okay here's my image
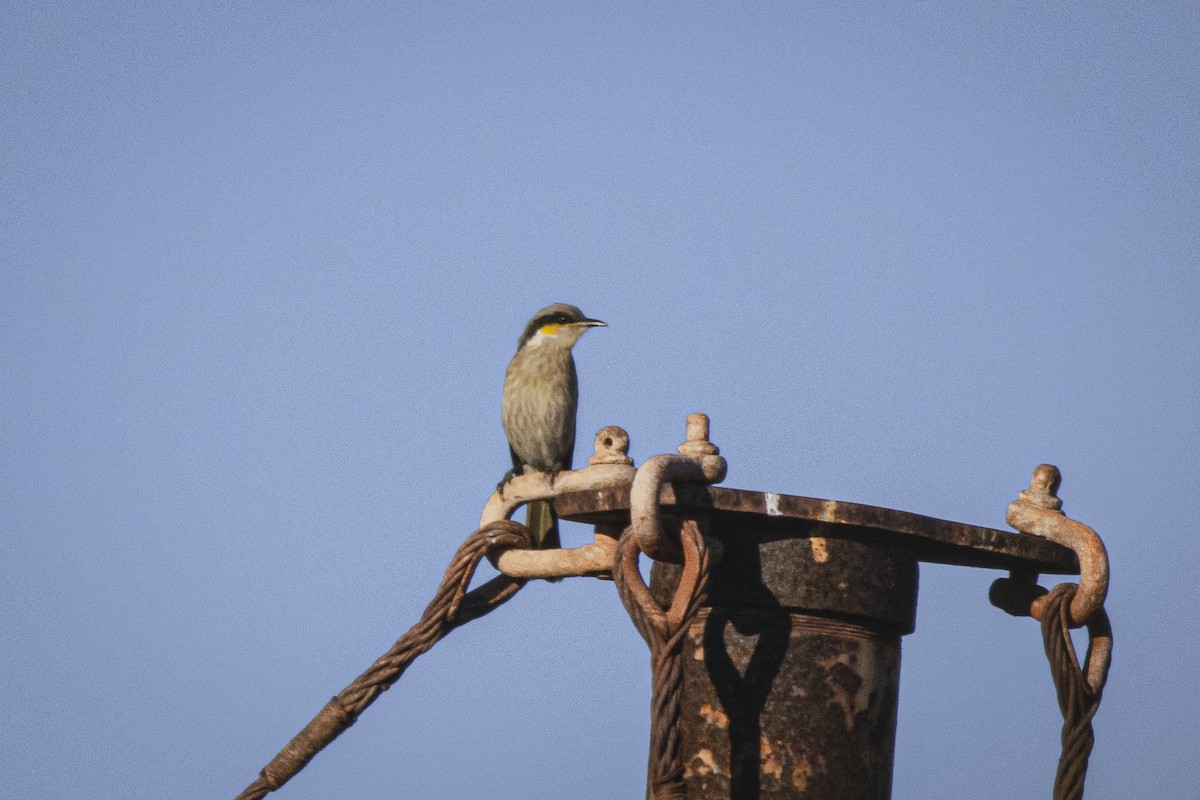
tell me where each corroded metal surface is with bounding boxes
[630,414,727,562]
[700,526,919,633]
[1003,465,1108,624]
[481,413,1087,800]
[484,416,1079,579]
[989,464,1113,701]
[480,428,636,579]
[482,415,727,580]
[559,483,1078,575]
[678,609,902,800]
[650,502,916,800]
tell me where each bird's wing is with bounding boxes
[560,434,573,472]
[562,359,578,471]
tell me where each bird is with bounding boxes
[501,303,606,550]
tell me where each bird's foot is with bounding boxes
[496,469,518,498]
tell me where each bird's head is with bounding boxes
[517,303,606,350]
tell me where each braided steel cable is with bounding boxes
[1040,583,1112,800]
[233,519,532,800]
[614,521,712,800]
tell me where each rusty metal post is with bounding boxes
[554,418,1079,800]
[651,517,917,800]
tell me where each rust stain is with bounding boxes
[810,536,829,563]
[818,643,878,729]
[685,748,721,778]
[698,703,729,729]
[791,753,814,791]
[760,737,783,780]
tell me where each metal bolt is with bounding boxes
[589,426,634,466]
[1019,463,1064,512]
[678,413,719,457]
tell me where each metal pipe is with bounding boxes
[651,511,918,799]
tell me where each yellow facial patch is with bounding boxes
[538,323,561,336]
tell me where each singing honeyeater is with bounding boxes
[501,303,606,548]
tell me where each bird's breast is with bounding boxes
[502,349,578,472]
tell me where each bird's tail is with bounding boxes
[524,499,561,550]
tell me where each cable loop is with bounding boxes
[1040,583,1112,800]
[614,519,712,800]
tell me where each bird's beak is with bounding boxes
[578,318,606,328]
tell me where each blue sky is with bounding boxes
[2,3,1197,798]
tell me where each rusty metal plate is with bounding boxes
[556,483,1078,574]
